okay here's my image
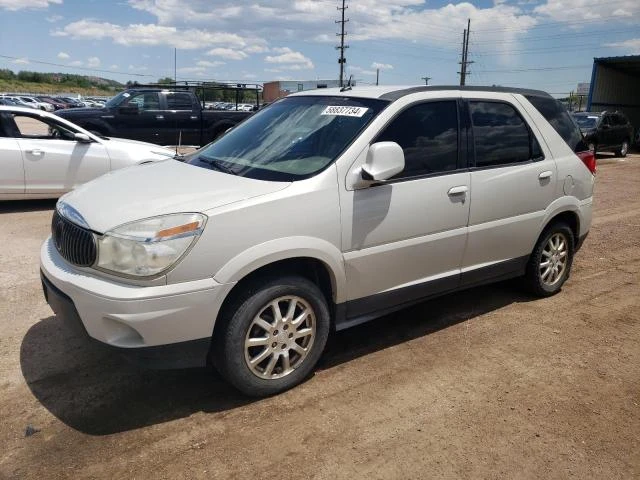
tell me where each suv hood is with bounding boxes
[59,160,291,233]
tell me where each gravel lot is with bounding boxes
[1,153,639,479]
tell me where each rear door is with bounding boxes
[12,112,109,194]
[163,92,201,146]
[461,96,556,285]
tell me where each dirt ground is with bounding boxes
[0,154,638,479]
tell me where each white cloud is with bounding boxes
[46,14,63,22]
[13,57,29,65]
[57,51,70,60]
[243,73,257,79]
[69,60,82,67]
[206,48,248,60]
[196,60,225,67]
[605,38,640,54]
[534,0,639,23]
[52,20,262,51]
[109,64,119,70]
[371,62,394,70]
[264,68,282,73]
[0,0,61,11]
[179,66,206,74]
[265,47,314,70]
[87,56,101,68]
[128,65,148,71]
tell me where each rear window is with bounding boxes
[525,95,586,152]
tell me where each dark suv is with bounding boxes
[572,111,633,157]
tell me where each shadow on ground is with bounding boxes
[0,199,57,214]
[21,280,535,436]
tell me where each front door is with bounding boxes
[11,113,109,194]
[114,91,165,144]
[342,100,470,317]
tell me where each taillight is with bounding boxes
[577,150,596,174]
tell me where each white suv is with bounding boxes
[40,86,595,396]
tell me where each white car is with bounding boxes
[19,96,55,112]
[0,106,177,200]
[40,86,594,396]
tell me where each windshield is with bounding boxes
[573,115,598,129]
[187,95,388,181]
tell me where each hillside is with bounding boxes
[0,69,123,95]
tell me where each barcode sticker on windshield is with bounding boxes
[321,106,369,117]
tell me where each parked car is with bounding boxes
[57,97,85,108]
[36,96,68,110]
[0,106,177,200]
[40,86,594,397]
[572,111,633,157]
[2,96,36,109]
[55,88,253,146]
[19,96,55,112]
[0,98,20,106]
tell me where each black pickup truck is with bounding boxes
[55,88,253,146]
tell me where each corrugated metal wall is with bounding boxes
[589,62,640,135]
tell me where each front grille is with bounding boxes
[51,210,97,267]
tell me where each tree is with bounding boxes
[157,77,175,85]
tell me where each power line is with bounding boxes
[0,54,154,77]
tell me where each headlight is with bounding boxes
[96,213,206,277]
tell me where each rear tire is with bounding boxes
[213,276,330,397]
[524,223,575,297]
[616,139,629,158]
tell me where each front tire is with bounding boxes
[213,276,330,397]
[524,223,575,297]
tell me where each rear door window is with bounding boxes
[524,94,586,152]
[469,101,540,168]
[166,93,194,110]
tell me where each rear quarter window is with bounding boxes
[524,95,586,152]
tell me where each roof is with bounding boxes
[593,55,640,76]
[289,85,552,101]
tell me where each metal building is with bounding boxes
[587,55,640,134]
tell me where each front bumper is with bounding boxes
[40,236,235,368]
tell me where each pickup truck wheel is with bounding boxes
[524,223,574,297]
[616,140,629,158]
[213,276,330,397]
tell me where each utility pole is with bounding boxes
[376,68,379,86]
[421,76,431,85]
[459,18,473,86]
[174,47,177,84]
[335,0,349,87]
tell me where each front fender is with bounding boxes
[213,236,347,303]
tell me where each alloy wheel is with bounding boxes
[539,233,568,287]
[244,296,316,380]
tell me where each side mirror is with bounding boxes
[74,133,92,143]
[361,142,405,183]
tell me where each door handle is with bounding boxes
[448,185,468,195]
[538,170,553,180]
[190,115,198,120]
[155,115,165,120]
[26,149,44,156]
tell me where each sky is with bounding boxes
[0,0,639,96]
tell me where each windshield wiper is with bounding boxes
[197,156,238,175]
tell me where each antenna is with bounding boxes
[335,0,349,87]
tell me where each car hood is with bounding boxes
[59,160,291,233]
[102,136,175,151]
